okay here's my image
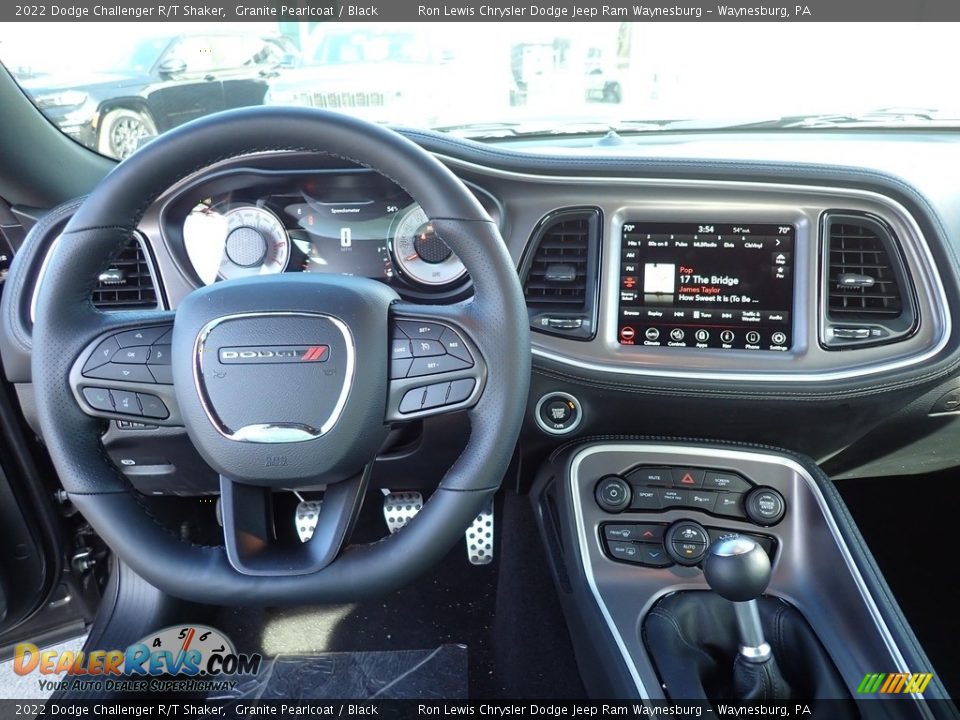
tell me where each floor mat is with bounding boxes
[212,645,467,700]
[838,471,959,697]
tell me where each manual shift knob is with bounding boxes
[704,535,771,602]
[704,535,773,664]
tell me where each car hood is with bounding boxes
[271,63,436,90]
[20,70,142,94]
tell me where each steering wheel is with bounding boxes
[30,107,530,604]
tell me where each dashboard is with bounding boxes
[7,130,960,495]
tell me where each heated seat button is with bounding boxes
[671,467,705,489]
[147,345,172,365]
[114,346,150,364]
[83,337,120,372]
[82,387,114,412]
[395,321,445,341]
[110,390,141,415]
[85,363,154,383]
[137,393,169,420]
[604,524,664,543]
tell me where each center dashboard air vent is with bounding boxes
[821,212,916,348]
[91,237,159,310]
[520,208,601,340]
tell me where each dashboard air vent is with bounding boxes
[92,238,158,310]
[521,208,601,340]
[822,213,915,348]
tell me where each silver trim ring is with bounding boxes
[534,392,583,435]
[192,311,356,444]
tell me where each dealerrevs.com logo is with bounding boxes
[13,625,261,694]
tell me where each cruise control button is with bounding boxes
[110,390,140,415]
[703,470,752,493]
[411,339,446,358]
[137,393,169,420]
[147,345,172,365]
[628,467,672,487]
[82,387,114,411]
[390,337,412,360]
[85,364,154,383]
[395,321,444,341]
[83,337,120,372]
[115,327,170,347]
[390,358,412,379]
[408,355,471,377]
[447,378,475,404]
[422,382,450,409]
[114,346,150,364]
[148,365,173,385]
[399,387,427,414]
[439,328,473,362]
[687,490,718,513]
[629,487,662,511]
[604,524,664,543]
[715,494,746,518]
[671,468,705,488]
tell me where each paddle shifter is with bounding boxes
[703,534,773,663]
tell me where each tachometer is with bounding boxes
[391,205,466,287]
[183,204,290,285]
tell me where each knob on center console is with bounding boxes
[703,534,772,602]
[664,520,710,566]
[595,475,631,513]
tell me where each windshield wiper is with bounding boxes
[749,108,960,129]
[431,116,781,139]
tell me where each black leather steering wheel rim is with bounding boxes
[30,107,530,604]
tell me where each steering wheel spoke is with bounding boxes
[69,315,180,425]
[220,466,369,577]
[386,302,486,423]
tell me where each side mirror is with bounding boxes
[157,57,187,76]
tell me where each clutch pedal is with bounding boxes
[466,499,494,565]
[382,491,423,534]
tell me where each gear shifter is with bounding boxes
[703,535,772,663]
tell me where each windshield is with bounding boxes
[2,22,959,160]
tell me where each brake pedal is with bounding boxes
[382,491,423,534]
[466,499,494,565]
[295,499,323,543]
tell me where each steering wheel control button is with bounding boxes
[603,523,665,543]
[595,476,631,513]
[703,470,752,493]
[390,358,413,379]
[439,328,473,362]
[83,337,121,372]
[136,394,170,419]
[671,467,705,488]
[745,487,786,526]
[447,378,476,404]
[534,392,582,435]
[114,346,150,364]
[114,326,170,347]
[665,521,710,566]
[399,387,427,414]
[84,363,155,383]
[408,354,471,377]
[423,382,450,409]
[148,365,173,384]
[147,345,171,365]
[390,337,412,360]
[110,390,141,415]
[395,320,444,341]
[82,387,114,412]
[411,339,446,358]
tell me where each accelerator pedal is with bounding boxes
[295,499,323,543]
[382,491,423,534]
[466,499,494,565]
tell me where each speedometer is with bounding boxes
[183,204,290,285]
[391,205,466,287]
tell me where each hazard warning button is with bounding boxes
[670,467,705,489]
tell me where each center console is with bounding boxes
[532,442,947,710]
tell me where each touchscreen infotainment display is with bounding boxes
[618,222,795,351]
